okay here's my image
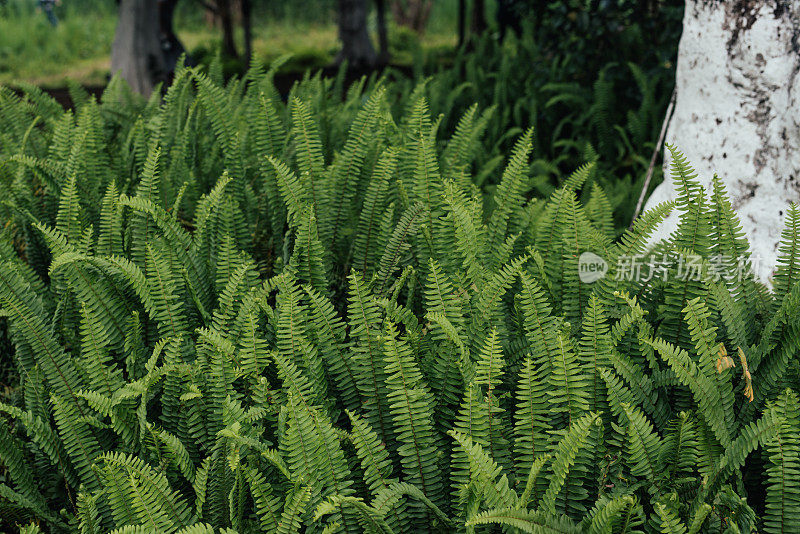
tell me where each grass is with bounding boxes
[0,11,115,86]
[183,21,344,72]
[0,1,461,88]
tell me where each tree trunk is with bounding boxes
[470,0,487,36]
[242,0,253,61]
[111,0,166,96]
[337,0,377,70]
[644,1,800,283]
[496,0,523,41]
[390,0,433,33]
[457,0,466,47]
[158,0,187,82]
[376,0,390,64]
[217,0,239,59]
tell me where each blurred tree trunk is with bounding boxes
[496,0,523,41]
[645,0,800,282]
[202,0,243,59]
[457,0,466,46]
[390,0,433,34]
[337,0,377,69]
[217,0,239,58]
[111,0,166,96]
[158,0,187,79]
[470,0,486,35]
[242,0,252,60]
[376,0,390,64]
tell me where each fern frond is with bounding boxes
[465,507,580,533]
[382,322,444,515]
[540,412,601,515]
[97,451,193,532]
[486,128,533,264]
[763,389,800,533]
[647,336,730,447]
[449,430,517,510]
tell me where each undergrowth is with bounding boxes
[0,61,798,533]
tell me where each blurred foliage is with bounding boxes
[0,0,684,228]
[528,1,683,80]
[380,0,684,230]
[0,2,113,86]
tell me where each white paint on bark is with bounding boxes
[644,0,800,283]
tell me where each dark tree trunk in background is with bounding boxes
[470,0,487,36]
[217,0,239,58]
[390,0,433,33]
[496,0,523,41]
[242,0,253,60]
[375,0,390,64]
[112,0,166,96]
[457,0,466,47]
[337,0,377,69]
[158,0,187,81]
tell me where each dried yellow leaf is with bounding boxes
[738,347,754,403]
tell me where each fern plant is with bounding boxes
[0,65,799,533]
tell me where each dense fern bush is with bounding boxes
[399,32,675,227]
[1,64,800,533]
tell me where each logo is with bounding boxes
[578,252,607,283]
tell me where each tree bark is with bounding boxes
[644,0,800,283]
[470,0,487,36]
[217,0,239,59]
[390,0,433,33]
[457,0,466,47]
[111,0,166,97]
[376,0,390,64]
[242,0,253,61]
[337,0,377,70]
[496,0,523,41]
[158,0,187,82]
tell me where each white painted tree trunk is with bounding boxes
[111,0,165,97]
[644,1,800,283]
